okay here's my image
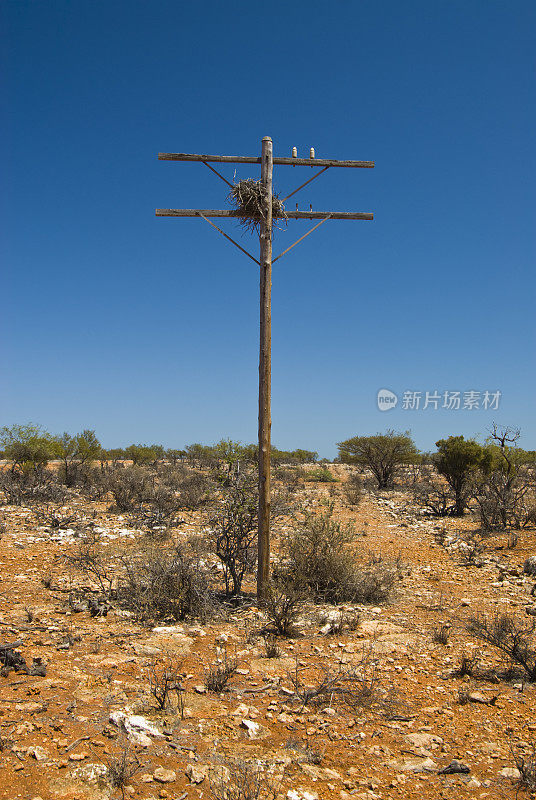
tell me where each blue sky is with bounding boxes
[2,0,534,457]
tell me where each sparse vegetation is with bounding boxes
[337,430,419,490]
[116,541,216,622]
[468,613,536,681]
[209,756,282,800]
[343,471,363,506]
[282,510,396,604]
[146,656,185,710]
[99,740,142,800]
[204,652,238,692]
[511,742,536,792]
[289,653,377,710]
[261,574,306,636]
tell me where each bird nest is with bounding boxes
[228,179,287,233]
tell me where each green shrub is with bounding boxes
[282,511,395,604]
[303,467,338,483]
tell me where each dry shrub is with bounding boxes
[116,542,215,623]
[106,465,154,511]
[511,743,536,792]
[343,472,363,506]
[432,624,450,645]
[282,511,396,604]
[145,656,185,710]
[176,472,215,510]
[0,469,67,506]
[204,652,237,692]
[262,574,306,636]
[99,740,142,799]
[289,652,377,711]
[209,756,282,800]
[468,613,536,681]
[262,634,281,658]
[63,530,115,597]
[453,651,481,678]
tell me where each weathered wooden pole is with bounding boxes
[156,143,373,602]
[257,136,273,600]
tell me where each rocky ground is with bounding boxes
[0,476,535,800]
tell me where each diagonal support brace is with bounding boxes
[281,166,330,202]
[272,215,332,263]
[202,160,234,189]
[197,212,260,265]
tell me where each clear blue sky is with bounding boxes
[2,0,535,457]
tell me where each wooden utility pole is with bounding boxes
[258,137,273,599]
[156,138,373,600]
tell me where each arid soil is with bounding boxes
[1,472,535,800]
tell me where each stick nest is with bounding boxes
[228,179,287,233]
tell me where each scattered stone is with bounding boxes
[109,711,162,745]
[153,767,177,783]
[185,764,206,784]
[393,757,437,773]
[27,746,48,761]
[287,790,318,800]
[69,752,88,761]
[405,732,443,750]
[467,691,497,705]
[438,759,470,775]
[132,643,161,657]
[499,766,521,780]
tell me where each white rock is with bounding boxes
[241,718,261,738]
[153,767,177,783]
[185,764,206,784]
[499,767,521,780]
[27,746,48,761]
[109,711,162,743]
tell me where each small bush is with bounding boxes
[262,575,306,636]
[432,625,450,645]
[282,511,396,604]
[146,656,185,710]
[0,469,67,506]
[303,467,338,483]
[343,472,363,506]
[177,472,216,510]
[204,653,237,692]
[511,743,536,792]
[262,634,281,658]
[207,472,258,597]
[412,480,456,517]
[209,756,282,800]
[289,654,377,710]
[117,542,215,623]
[453,651,480,678]
[64,531,115,597]
[100,741,142,799]
[468,613,536,681]
[106,465,154,512]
